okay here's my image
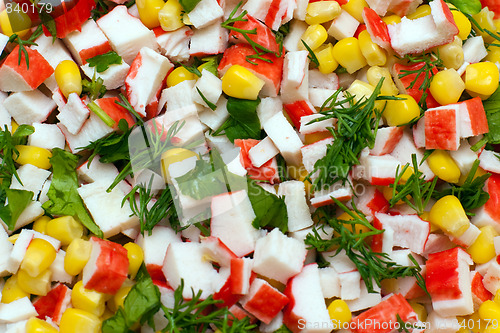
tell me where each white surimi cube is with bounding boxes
[28,123,66,150]
[81,61,130,90]
[58,113,114,153]
[57,93,90,135]
[327,10,360,40]
[189,21,228,56]
[299,113,334,135]
[280,51,309,104]
[187,0,223,29]
[0,33,8,53]
[2,201,44,233]
[283,20,307,52]
[0,92,11,131]
[160,80,200,115]
[193,69,223,108]
[257,97,282,128]
[0,297,37,323]
[248,137,279,168]
[277,181,314,232]
[263,112,303,166]
[50,250,73,284]
[156,26,192,62]
[136,225,182,267]
[3,90,56,125]
[319,267,341,298]
[0,227,14,276]
[463,36,488,64]
[199,97,230,130]
[10,164,51,198]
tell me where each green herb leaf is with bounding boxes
[177,61,202,77]
[87,101,116,128]
[102,265,161,333]
[196,87,217,111]
[214,97,261,143]
[445,0,481,15]
[483,85,500,144]
[199,56,219,76]
[82,71,107,101]
[0,125,35,185]
[0,189,34,231]
[179,0,201,13]
[39,11,57,40]
[301,40,319,66]
[87,51,122,73]
[42,148,103,237]
[247,179,288,233]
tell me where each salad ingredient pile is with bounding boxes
[0,0,499,332]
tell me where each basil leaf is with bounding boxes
[0,189,34,231]
[484,85,500,144]
[445,0,481,15]
[179,0,201,13]
[102,266,161,333]
[247,179,288,233]
[220,97,261,143]
[42,148,103,237]
[87,51,123,73]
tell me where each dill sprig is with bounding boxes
[301,40,319,66]
[398,52,442,109]
[305,199,428,294]
[161,280,258,332]
[389,154,438,215]
[221,2,282,64]
[8,25,43,69]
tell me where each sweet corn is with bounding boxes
[72,281,106,317]
[59,308,101,333]
[429,195,470,237]
[65,238,92,276]
[315,43,338,74]
[436,36,464,70]
[468,226,498,264]
[486,46,500,64]
[11,120,18,133]
[55,60,82,98]
[26,317,59,333]
[305,1,341,25]
[480,301,500,321]
[452,10,472,40]
[17,268,51,296]
[407,4,431,19]
[358,30,387,67]
[8,234,19,244]
[429,68,465,105]
[465,62,500,98]
[382,186,404,205]
[328,299,352,329]
[287,164,312,194]
[1,275,29,303]
[473,7,497,43]
[21,238,57,278]
[341,0,368,23]
[46,216,84,246]
[136,0,164,29]
[333,37,367,74]
[427,150,461,183]
[158,0,184,31]
[382,15,401,25]
[346,80,374,103]
[300,24,328,52]
[32,216,51,234]
[14,145,52,170]
[0,8,31,38]
[304,131,333,144]
[108,283,133,312]
[166,66,197,87]
[337,211,370,234]
[161,147,198,182]
[123,242,144,278]
[367,66,398,95]
[222,65,265,100]
[409,302,427,322]
[383,94,420,126]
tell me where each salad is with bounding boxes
[0,0,499,331]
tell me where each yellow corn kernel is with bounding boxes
[337,211,370,234]
[8,234,19,244]
[315,43,339,74]
[427,150,461,183]
[59,308,101,333]
[32,216,51,234]
[473,7,497,43]
[341,0,368,23]
[55,60,82,98]
[161,147,198,182]
[429,195,470,237]
[409,302,427,322]
[486,46,500,63]
[465,62,500,98]
[346,80,374,103]
[452,10,472,40]
[383,94,420,126]
[300,24,328,52]
[0,8,31,38]
[495,289,500,304]
[407,4,431,19]
[46,216,84,246]
[382,186,404,205]
[123,242,143,279]
[72,281,106,317]
[286,164,312,194]
[136,0,164,29]
[382,15,401,25]
[333,37,367,74]
[222,65,265,100]
[436,36,464,70]
[468,226,498,264]
[65,238,92,276]
[1,275,29,303]
[17,269,51,296]
[14,145,52,170]
[21,238,57,278]
[108,284,133,312]
[466,312,487,332]
[328,299,352,329]
[358,30,387,67]
[480,300,500,321]
[304,131,333,144]
[367,66,398,95]
[430,68,465,105]
[166,66,197,88]
[158,0,184,31]
[26,317,58,333]
[305,1,341,25]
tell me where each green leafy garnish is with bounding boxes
[247,179,288,233]
[42,148,103,237]
[196,87,217,111]
[433,160,490,215]
[213,97,261,142]
[301,40,319,66]
[82,71,107,101]
[179,0,201,13]
[445,0,481,15]
[87,101,116,128]
[177,61,202,77]
[474,85,500,149]
[305,199,428,294]
[7,25,43,69]
[39,12,57,40]
[389,154,438,215]
[0,189,34,231]
[198,56,219,76]
[92,0,110,19]
[0,125,34,185]
[87,51,122,73]
[102,266,161,333]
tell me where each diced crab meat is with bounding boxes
[390,131,435,180]
[155,26,192,63]
[93,96,136,128]
[370,126,404,156]
[301,137,333,180]
[345,280,382,312]
[230,14,280,54]
[463,36,488,64]
[472,173,500,234]
[248,136,280,169]
[0,297,38,323]
[243,0,295,30]
[189,20,228,56]
[235,139,279,183]
[471,271,493,310]
[32,283,71,324]
[187,0,223,29]
[284,100,315,129]
[263,112,303,166]
[354,186,389,217]
[362,7,391,49]
[3,90,56,125]
[392,62,440,109]
[359,151,401,186]
[200,236,238,267]
[0,33,7,53]
[426,247,474,317]
[82,237,129,294]
[425,105,461,151]
[81,60,131,90]
[59,112,114,153]
[42,0,96,38]
[310,179,353,208]
[327,10,360,41]
[459,97,489,138]
[56,93,90,135]
[299,113,335,136]
[240,278,289,324]
[450,223,480,248]
[278,181,314,232]
[230,257,253,295]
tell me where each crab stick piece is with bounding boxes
[32,283,71,324]
[424,105,461,151]
[362,7,391,49]
[235,139,279,184]
[63,19,113,65]
[240,279,289,324]
[472,173,500,234]
[459,97,489,138]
